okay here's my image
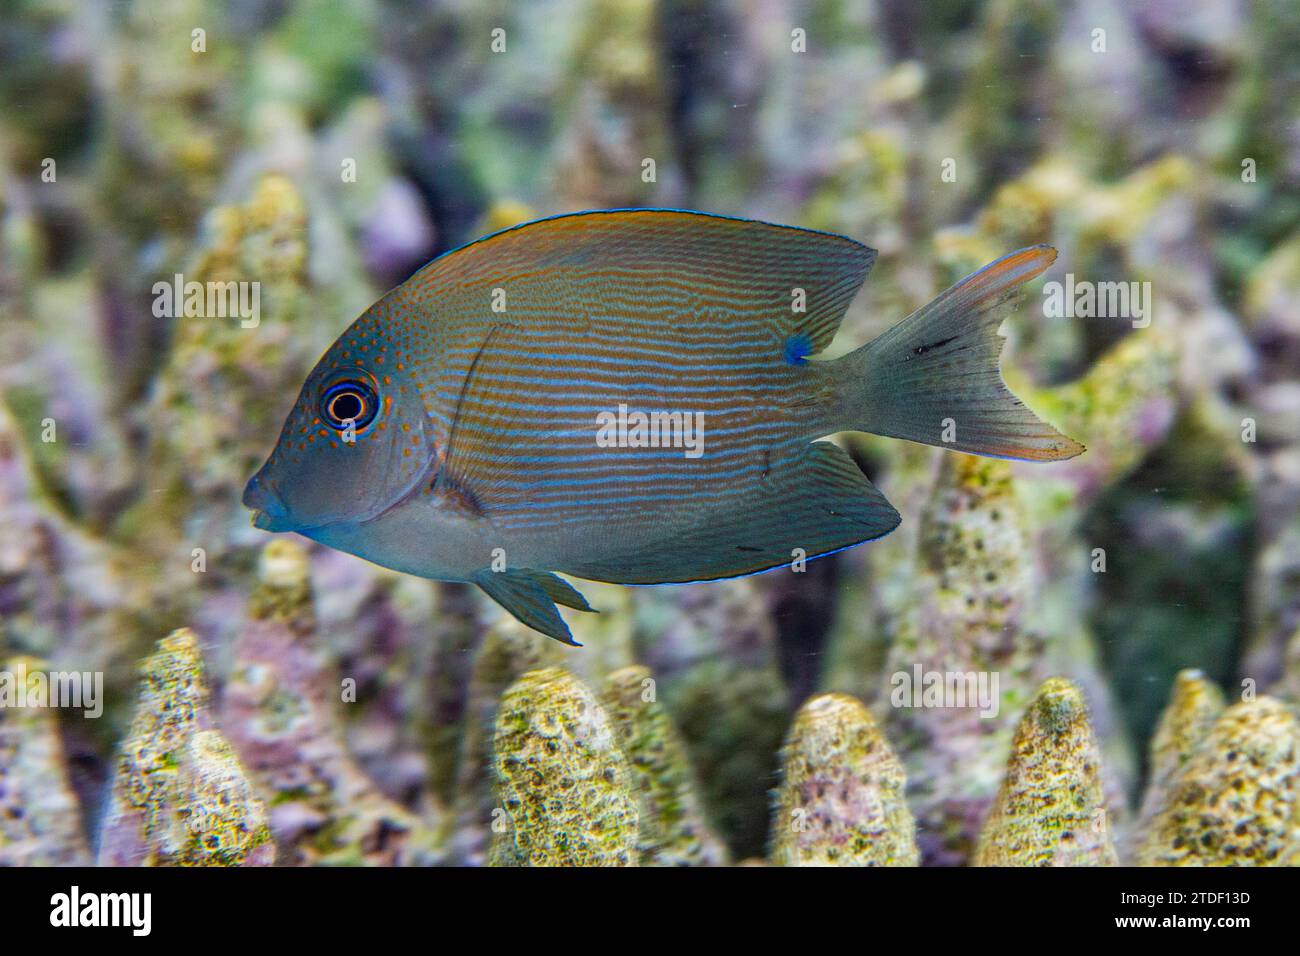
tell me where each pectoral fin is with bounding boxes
[475,568,594,646]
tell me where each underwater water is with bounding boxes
[0,0,1297,879]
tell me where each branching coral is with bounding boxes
[602,664,728,866]
[97,629,273,866]
[974,678,1117,866]
[771,692,918,866]
[1137,696,1300,866]
[219,540,444,865]
[490,667,639,866]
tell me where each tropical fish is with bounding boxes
[244,209,1082,645]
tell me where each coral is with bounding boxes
[219,540,444,865]
[634,579,793,857]
[96,629,273,866]
[2,271,140,528]
[0,402,139,696]
[649,659,789,858]
[819,440,937,706]
[551,0,674,208]
[163,730,276,866]
[885,452,1047,865]
[2,0,1298,872]
[425,581,488,801]
[1137,696,1300,866]
[770,692,917,866]
[95,0,246,241]
[1242,235,1300,377]
[450,615,565,865]
[1016,323,1180,504]
[137,174,317,553]
[449,582,640,864]
[490,667,638,866]
[312,556,443,809]
[0,655,92,865]
[973,678,1117,866]
[1135,670,1226,839]
[1243,513,1300,691]
[956,0,1063,198]
[601,665,728,866]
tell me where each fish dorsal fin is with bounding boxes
[409,209,876,357]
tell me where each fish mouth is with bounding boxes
[243,470,300,533]
[250,508,299,533]
[242,421,440,537]
[242,469,368,536]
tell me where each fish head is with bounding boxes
[243,327,433,535]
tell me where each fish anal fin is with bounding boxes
[476,568,582,646]
[526,570,597,613]
[565,441,901,585]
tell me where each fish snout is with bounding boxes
[243,470,294,532]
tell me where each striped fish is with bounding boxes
[244,209,1082,644]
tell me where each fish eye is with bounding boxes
[321,379,378,430]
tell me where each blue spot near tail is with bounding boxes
[784,332,814,365]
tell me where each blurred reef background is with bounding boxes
[1,0,1298,865]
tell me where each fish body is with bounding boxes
[244,209,1081,644]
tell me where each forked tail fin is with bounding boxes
[836,245,1083,461]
